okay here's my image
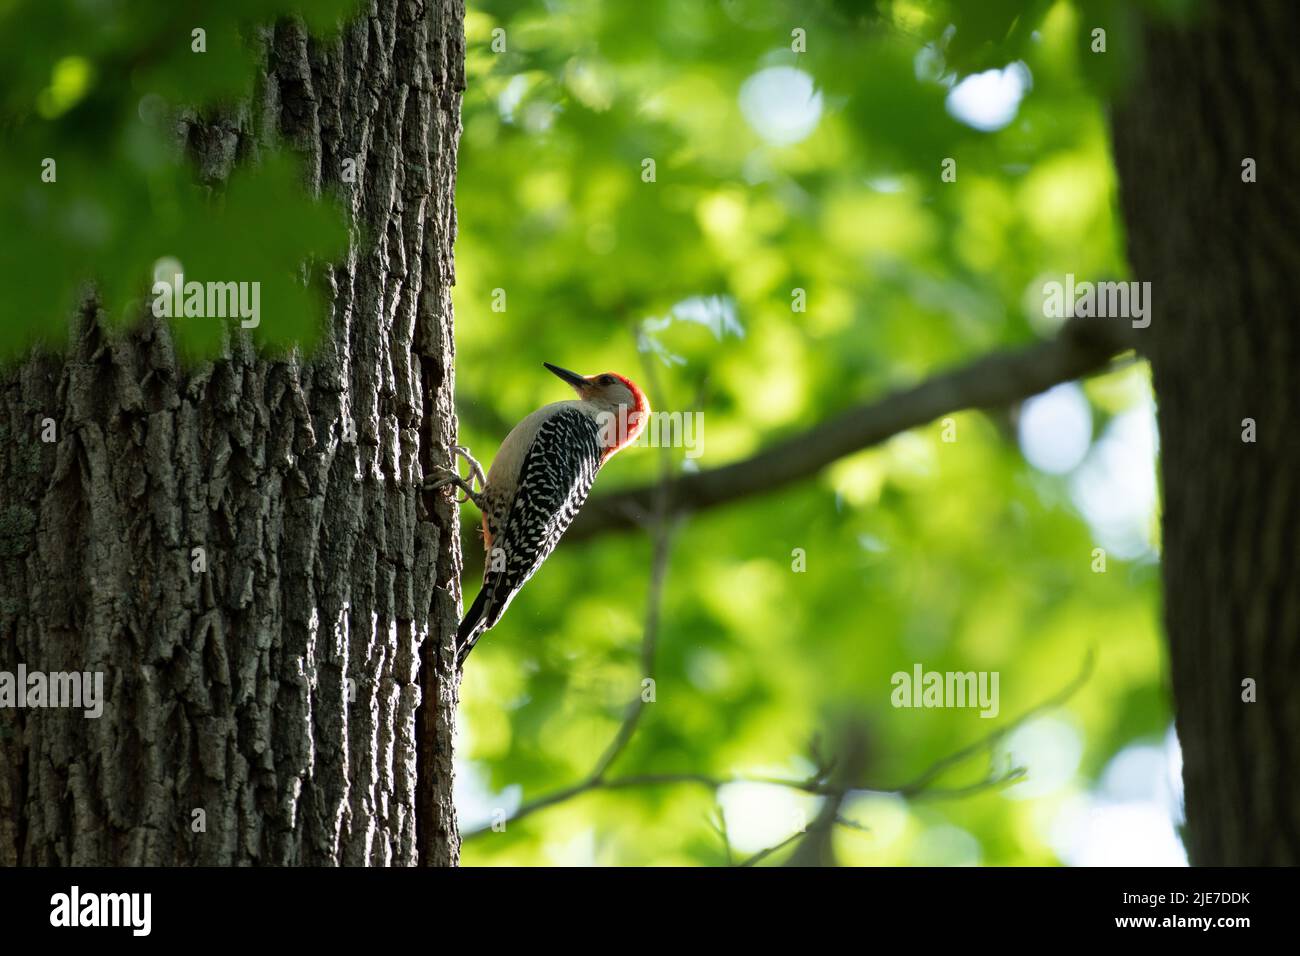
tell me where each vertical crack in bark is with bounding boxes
[413,0,468,871]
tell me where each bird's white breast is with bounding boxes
[486,401,585,492]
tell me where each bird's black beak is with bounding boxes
[544,362,588,390]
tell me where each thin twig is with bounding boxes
[461,651,1095,839]
[737,829,807,867]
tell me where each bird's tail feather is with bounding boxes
[456,588,491,666]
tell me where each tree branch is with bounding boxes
[461,651,1094,840]
[568,316,1139,540]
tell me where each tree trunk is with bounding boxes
[1112,0,1300,864]
[0,0,465,866]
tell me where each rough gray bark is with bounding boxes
[0,0,465,865]
[1111,0,1300,864]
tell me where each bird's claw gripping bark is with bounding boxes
[424,445,487,507]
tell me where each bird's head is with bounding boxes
[545,362,651,455]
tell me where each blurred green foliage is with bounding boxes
[453,0,1176,865]
[0,0,1182,865]
[0,0,355,358]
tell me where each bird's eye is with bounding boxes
[600,375,615,386]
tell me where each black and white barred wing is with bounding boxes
[460,408,604,655]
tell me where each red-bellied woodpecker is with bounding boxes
[427,362,650,666]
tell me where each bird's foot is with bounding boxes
[424,469,483,507]
[453,445,487,491]
[424,445,486,508]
